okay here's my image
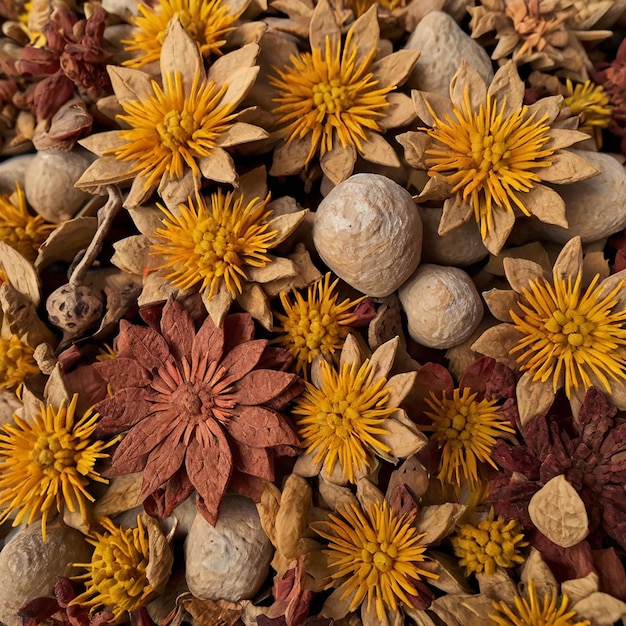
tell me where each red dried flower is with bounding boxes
[94,299,303,524]
[490,387,626,552]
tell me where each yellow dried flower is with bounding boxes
[0,334,39,390]
[312,501,437,620]
[0,183,54,262]
[72,516,152,620]
[0,395,113,541]
[96,343,117,362]
[563,79,612,148]
[510,274,626,398]
[110,70,237,191]
[151,188,276,299]
[293,359,393,483]
[451,508,528,576]
[274,273,363,375]
[424,387,515,486]
[123,0,239,68]
[425,87,554,241]
[490,579,591,626]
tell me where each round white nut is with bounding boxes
[398,264,484,349]
[25,148,94,223]
[313,173,423,297]
[185,494,273,601]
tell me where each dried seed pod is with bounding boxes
[313,174,422,297]
[46,284,103,335]
[399,264,484,349]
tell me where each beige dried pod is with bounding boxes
[0,522,92,626]
[399,264,484,349]
[313,174,422,297]
[528,475,589,548]
[24,148,95,223]
[185,495,273,601]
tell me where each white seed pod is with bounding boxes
[313,174,423,297]
[398,264,484,349]
[25,148,95,223]
[0,523,92,626]
[185,495,273,601]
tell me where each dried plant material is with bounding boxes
[143,512,175,595]
[77,20,266,207]
[414,503,465,546]
[528,475,589,548]
[94,474,143,517]
[181,595,243,626]
[429,592,494,626]
[474,236,626,422]
[34,216,98,271]
[268,0,418,185]
[570,592,626,625]
[274,474,312,562]
[93,299,302,525]
[292,336,425,485]
[399,60,597,254]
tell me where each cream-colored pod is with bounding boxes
[313,174,423,297]
[399,264,484,349]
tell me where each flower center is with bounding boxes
[157,109,195,151]
[543,308,596,348]
[30,431,75,475]
[312,79,352,114]
[193,216,243,279]
[172,382,215,422]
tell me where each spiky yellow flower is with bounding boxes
[293,359,393,482]
[451,508,528,576]
[110,70,237,191]
[274,273,363,375]
[510,274,626,398]
[0,395,113,541]
[0,334,39,390]
[151,188,276,298]
[563,79,612,148]
[0,183,54,261]
[312,501,437,620]
[425,87,555,240]
[346,0,403,18]
[96,343,117,362]
[424,387,515,486]
[270,35,392,165]
[72,516,152,620]
[123,0,239,68]
[490,579,591,626]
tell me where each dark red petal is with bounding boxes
[185,427,232,525]
[117,320,172,372]
[219,339,267,381]
[143,468,195,520]
[593,548,626,601]
[256,346,294,372]
[94,387,155,436]
[140,423,187,499]
[230,370,299,405]
[226,471,266,502]
[160,299,195,361]
[231,441,274,481]
[93,357,151,390]
[18,598,60,622]
[192,314,224,366]
[459,357,496,396]
[227,405,299,448]
[223,313,255,352]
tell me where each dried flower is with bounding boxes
[0,334,39,390]
[96,344,117,362]
[399,60,598,254]
[490,579,590,626]
[77,19,266,208]
[474,236,626,422]
[292,336,425,483]
[268,0,418,185]
[312,500,437,620]
[274,273,363,375]
[0,394,113,541]
[94,299,302,524]
[71,516,152,620]
[0,182,54,261]
[123,0,242,68]
[563,79,612,147]
[451,508,528,576]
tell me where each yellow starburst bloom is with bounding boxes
[0,334,39,390]
[110,70,237,191]
[510,273,626,398]
[269,34,392,165]
[123,0,239,68]
[293,359,393,483]
[0,183,54,262]
[72,516,152,620]
[424,387,515,486]
[425,86,554,240]
[274,273,363,375]
[312,501,437,620]
[490,579,591,626]
[151,188,277,298]
[0,395,113,541]
[451,508,528,576]
[563,79,612,148]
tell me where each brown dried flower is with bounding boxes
[93,299,303,524]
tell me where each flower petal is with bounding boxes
[369,336,399,381]
[198,149,237,184]
[320,143,356,186]
[482,288,522,323]
[385,371,418,408]
[226,405,299,447]
[95,387,156,435]
[483,207,515,255]
[309,0,341,52]
[220,339,267,381]
[161,17,204,92]
[231,440,274,480]
[521,183,568,228]
[270,136,313,177]
[438,194,473,236]
[223,312,256,351]
[208,43,259,87]
[412,90,454,127]
[378,411,428,460]
[346,4,379,66]
[516,373,556,426]
[107,65,154,103]
[487,60,524,115]
[537,151,600,184]
[372,50,420,90]
[552,236,583,283]
[215,122,268,148]
[230,369,299,404]
[140,423,187,499]
[450,59,487,112]
[357,133,400,168]
[118,319,172,372]
[503,257,545,293]
[397,130,430,169]
[471,323,524,368]
[94,357,151,390]
[192,314,224,365]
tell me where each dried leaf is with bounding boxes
[275,474,312,559]
[414,503,465,545]
[35,217,98,271]
[143,511,174,594]
[94,474,143,517]
[0,241,40,307]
